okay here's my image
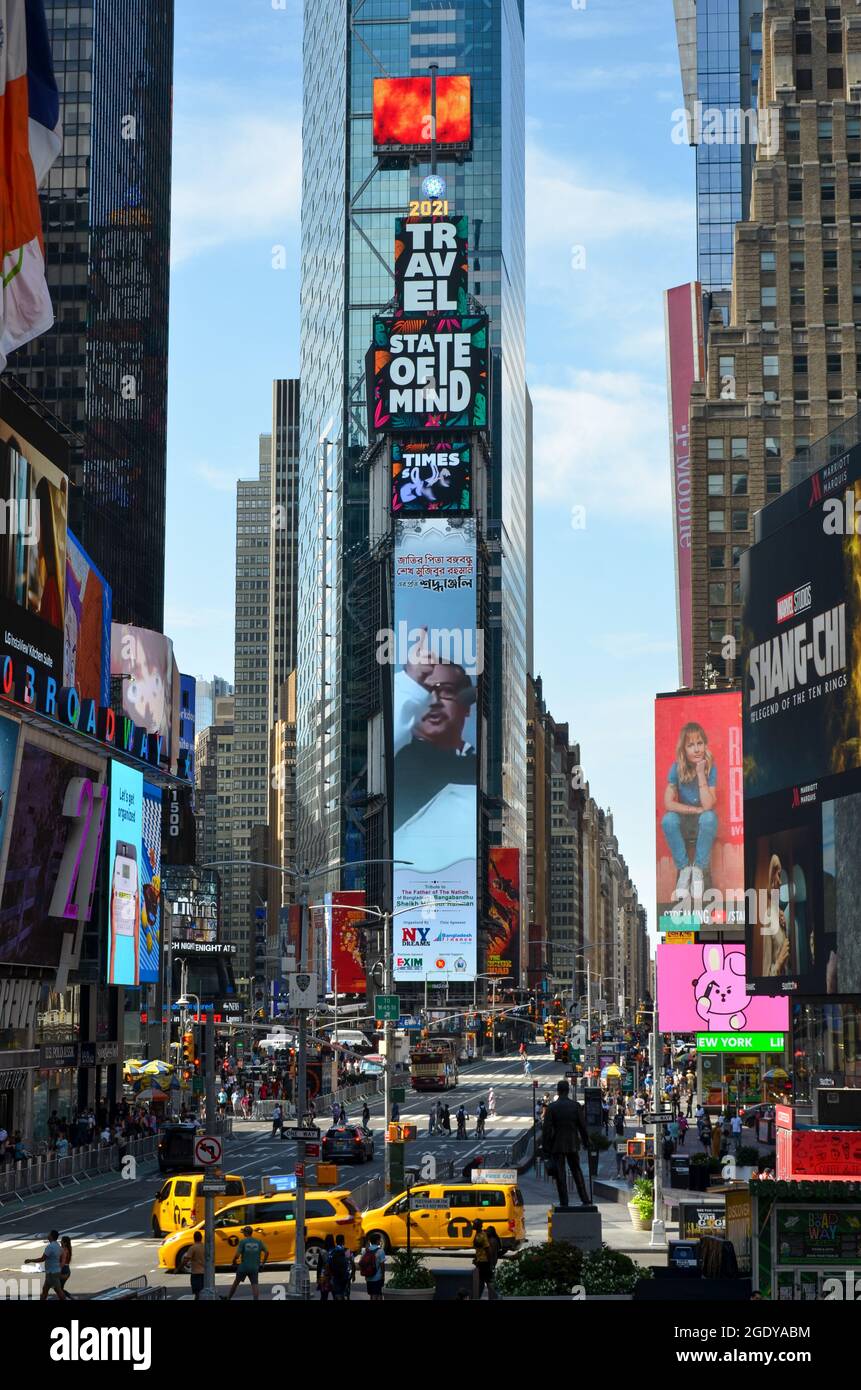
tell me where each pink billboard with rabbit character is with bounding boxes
[657,943,789,1033]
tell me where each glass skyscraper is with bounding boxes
[10,0,174,630]
[298,0,527,916]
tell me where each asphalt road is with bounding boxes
[0,1048,560,1299]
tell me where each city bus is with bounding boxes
[410,1040,459,1092]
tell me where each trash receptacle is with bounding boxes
[670,1154,690,1189]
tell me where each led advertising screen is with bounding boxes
[0,411,68,686]
[656,943,789,1034]
[392,439,472,514]
[106,760,144,986]
[487,847,521,981]
[161,785,196,865]
[392,517,478,982]
[394,215,468,316]
[139,781,162,984]
[178,673,196,781]
[368,313,488,435]
[163,865,219,944]
[0,715,20,883]
[373,75,471,152]
[64,530,112,709]
[655,691,744,931]
[110,623,177,770]
[0,732,107,968]
[743,456,861,996]
[325,889,367,996]
[663,283,704,688]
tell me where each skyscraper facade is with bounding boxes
[195,677,234,738]
[687,0,861,681]
[10,0,174,630]
[297,0,528,926]
[268,379,300,725]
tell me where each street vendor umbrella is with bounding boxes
[762,1067,788,1080]
[601,1064,622,1080]
[141,1059,173,1076]
[134,1086,168,1103]
[123,1059,146,1075]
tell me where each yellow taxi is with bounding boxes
[158,1189,363,1272]
[362,1182,525,1254]
[151,1173,246,1236]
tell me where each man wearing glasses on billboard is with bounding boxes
[393,627,476,834]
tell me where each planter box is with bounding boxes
[627,1202,652,1231]
[383,1286,436,1301]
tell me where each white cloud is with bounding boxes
[171,110,301,264]
[529,370,671,517]
[194,462,237,494]
[526,141,691,252]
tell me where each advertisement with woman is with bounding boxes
[655,691,744,930]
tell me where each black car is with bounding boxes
[321,1125,375,1164]
[156,1122,200,1174]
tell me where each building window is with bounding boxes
[796,32,812,54]
[708,473,725,496]
[732,546,743,568]
[765,436,781,457]
[819,117,833,138]
[731,438,748,460]
[760,252,776,273]
[823,249,838,271]
[848,118,861,139]
[789,250,805,271]
[719,354,736,376]
[761,286,777,307]
[827,353,842,373]
[790,286,805,306]
[709,583,727,605]
[786,119,801,142]
[788,181,803,202]
[793,355,808,374]
[795,437,810,459]
[709,620,725,644]
[707,438,725,460]
[827,68,844,90]
[709,547,725,570]
[821,182,836,203]
[732,473,748,497]
[709,510,726,533]
[796,71,813,92]
[763,355,779,377]
[732,511,749,532]
[824,285,839,304]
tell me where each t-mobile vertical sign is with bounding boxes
[664,283,704,689]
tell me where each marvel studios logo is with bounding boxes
[777,583,812,624]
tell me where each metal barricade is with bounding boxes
[350,1175,385,1211]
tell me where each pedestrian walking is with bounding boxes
[475,1100,487,1138]
[487,1088,496,1117]
[730,1112,743,1152]
[442,1104,451,1136]
[472,1220,495,1300]
[332,1099,340,1125]
[188,1230,206,1299]
[59,1236,73,1295]
[329,1235,351,1301]
[338,1103,347,1127]
[391,1100,400,1123]
[227,1225,268,1301]
[316,1234,335,1300]
[359,1235,385,1300]
[635,1095,645,1127]
[428,1108,437,1137]
[39,1231,69,1301]
[678,1114,688,1147]
[362,1102,370,1130]
[456,1105,468,1140]
[271,1103,283,1139]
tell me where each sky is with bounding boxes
[165,0,698,939]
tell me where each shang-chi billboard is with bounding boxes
[663,283,704,690]
[368,313,489,436]
[325,889,367,996]
[373,76,472,153]
[743,450,861,997]
[487,848,520,981]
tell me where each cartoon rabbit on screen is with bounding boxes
[694,944,750,1031]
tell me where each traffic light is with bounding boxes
[182,1030,195,1065]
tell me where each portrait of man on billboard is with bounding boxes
[393,626,476,835]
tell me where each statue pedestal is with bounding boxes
[549,1204,602,1251]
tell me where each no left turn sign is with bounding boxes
[194,1134,223,1167]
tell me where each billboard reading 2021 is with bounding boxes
[391,517,478,982]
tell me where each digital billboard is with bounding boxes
[373,76,471,152]
[392,517,478,982]
[743,454,861,996]
[139,781,162,984]
[394,216,468,316]
[487,848,520,981]
[0,715,19,884]
[178,674,196,780]
[106,760,144,986]
[110,623,178,770]
[64,530,112,708]
[663,283,704,689]
[0,409,68,685]
[163,865,219,944]
[162,785,196,865]
[655,690,744,930]
[368,313,488,435]
[325,889,367,996]
[391,439,472,514]
[0,732,107,968]
[656,943,789,1034]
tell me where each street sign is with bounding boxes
[194,1134,223,1167]
[262,1174,297,1194]
[283,1126,321,1141]
[375,994,400,1021]
[289,972,319,1009]
[305,1143,321,1159]
[643,1113,675,1125]
[201,1176,227,1195]
[411,1196,449,1209]
[392,1087,407,1103]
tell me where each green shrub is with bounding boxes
[630,1176,654,1221]
[386,1249,435,1290]
[494,1262,559,1299]
[581,1245,651,1296]
[495,1240,583,1296]
[735,1145,760,1167]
